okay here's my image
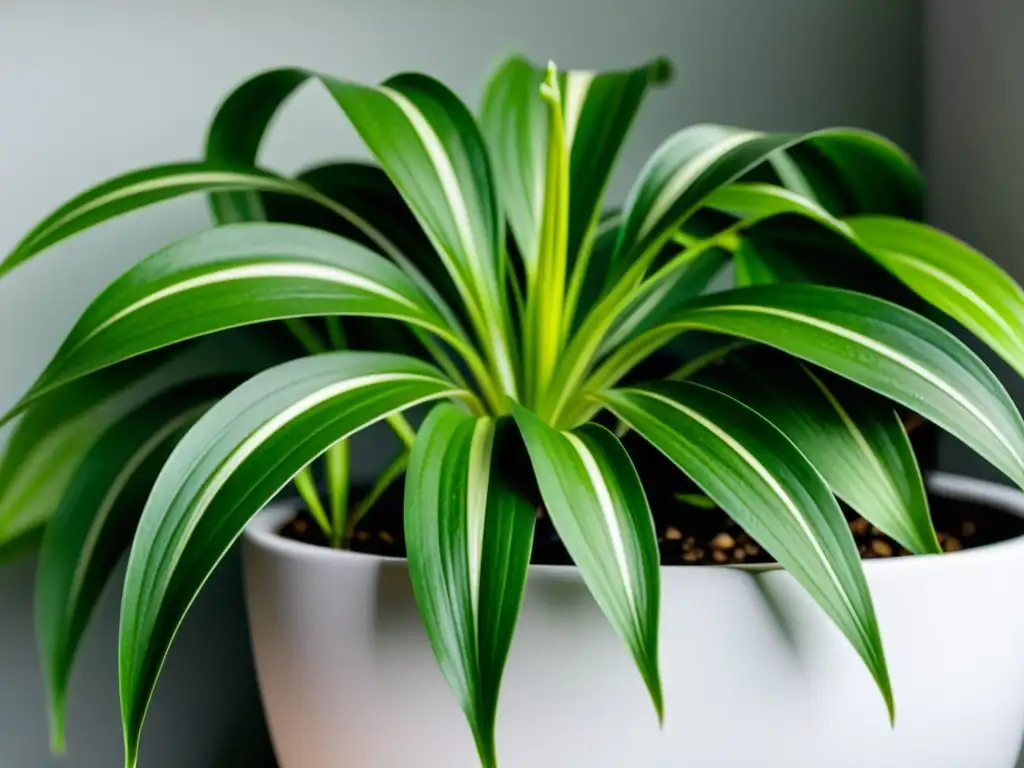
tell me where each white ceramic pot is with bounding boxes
[243,473,1024,768]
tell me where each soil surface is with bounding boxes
[280,488,1024,565]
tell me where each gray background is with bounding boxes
[0,0,1001,765]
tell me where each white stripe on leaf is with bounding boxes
[564,433,637,612]
[689,303,1024,468]
[637,131,762,243]
[465,418,495,630]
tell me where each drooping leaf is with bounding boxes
[775,132,924,220]
[611,127,918,281]
[698,351,938,554]
[0,351,187,555]
[118,352,466,766]
[205,67,312,222]
[601,381,892,718]
[34,378,237,751]
[849,216,1024,381]
[405,406,535,767]
[8,223,466,418]
[700,184,936,307]
[591,284,1024,488]
[510,403,662,720]
[1,162,316,277]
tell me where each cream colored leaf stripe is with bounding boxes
[379,85,517,397]
[616,389,872,647]
[70,261,420,352]
[563,433,638,618]
[162,373,463,576]
[635,131,762,244]
[562,71,594,150]
[28,171,286,249]
[801,367,903,511]
[465,418,495,633]
[684,304,1024,470]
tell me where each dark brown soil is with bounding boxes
[280,488,1024,566]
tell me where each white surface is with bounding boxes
[0,1,922,765]
[245,472,1024,768]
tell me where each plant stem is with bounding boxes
[547,225,741,425]
[326,441,349,548]
[283,318,329,355]
[324,316,346,349]
[293,465,331,538]
[346,450,410,542]
[386,413,417,450]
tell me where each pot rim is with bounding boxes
[243,471,1024,576]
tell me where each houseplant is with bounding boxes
[3,53,1024,767]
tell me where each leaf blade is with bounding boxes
[699,352,938,554]
[34,378,236,750]
[117,352,464,766]
[596,284,1024,488]
[10,223,459,418]
[2,162,314,276]
[405,407,535,766]
[510,403,662,719]
[849,216,1024,381]
[602,381,892,718]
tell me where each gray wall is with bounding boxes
[926,1,1024,480]
[0,1,922,765]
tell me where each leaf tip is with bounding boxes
[646,57,674,86]
[47,703,67,756]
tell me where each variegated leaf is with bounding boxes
[591,284,1024,488]
[698,351,938,554]
[6,223,465,419]
[602,382,892,718]
[118,352,467,766]
[510,403,662,720]
[405,407,535,767]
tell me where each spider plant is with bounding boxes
[3,54,1024,768]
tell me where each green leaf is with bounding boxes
[479,56,547,281]
[9,223,464,418]
[0,352,186,554]
[732,236,778,287]
[523,64,570,404]
[699,352,938,554]
[118,352,466,767]
[563,59,672,278]
[775,132,924,219]
[34,378,236,751]
[599,248,728,355]
[1,162,312,277]
[206,67,473,333]
[848,216,1024,381]
[405,407,535,767]
[262,162,467,328]
[480,55,669,288]
[510,403,662,720]
[205,68,312,223]
[593,284,1024,488]
[326,439,349,549]
[611,127,918,280]
[320,73,517,396]
[602,381,892,719]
